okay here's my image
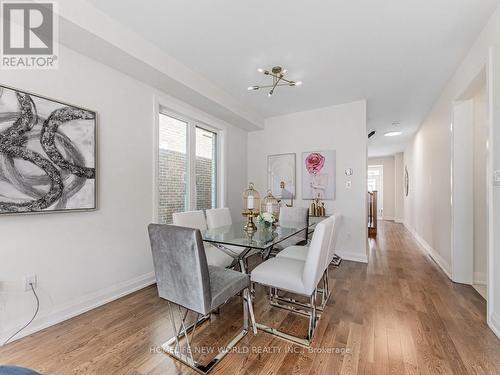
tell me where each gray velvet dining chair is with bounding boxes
[148,224,257,374]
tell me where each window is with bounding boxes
[158,111,219,224]
[158,114,188,224]
[195,127,217,210]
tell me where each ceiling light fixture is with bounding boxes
[384,131,403,137]
[247,66,302,97]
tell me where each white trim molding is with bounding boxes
[489,312,500,339]
[404,222,452,279]
[0,272,155,346]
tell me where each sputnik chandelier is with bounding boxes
[247,66,302,97]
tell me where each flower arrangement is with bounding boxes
[305,152,325,174]
[257,212,276,228]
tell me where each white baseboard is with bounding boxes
[403,222,452,279]
[474,272,487,285]
[394,218,404,223]
[0,272,156,345]
[489,312,500,340]
[335,250,368,264]
[383,216,394,221]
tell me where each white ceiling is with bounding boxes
[87,0,498,156]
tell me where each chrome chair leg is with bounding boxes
[167,302,181,351]
[307,291,317,341]
[177,305,195,365]
[190,312,200,344]
[244,288,257,334]
[273,268,332,313]
[243,289,248,331]
[162,301,249,375]
[256,286,319,346]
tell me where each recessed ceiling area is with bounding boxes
[86,0,499,156]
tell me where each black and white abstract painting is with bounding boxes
[0,85,96,214]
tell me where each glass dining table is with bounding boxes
[201,216,326,273]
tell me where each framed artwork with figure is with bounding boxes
[302,150,336,200]
[267,153,295,203]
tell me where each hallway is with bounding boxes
[1,221,499,374]
[362,222,499,374]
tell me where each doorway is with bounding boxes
[451,67,490,302]
[368,165,384,219]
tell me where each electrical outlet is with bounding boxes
[24,274,37,291]
[345,180,352,189]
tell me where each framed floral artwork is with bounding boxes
[302,150,336,200]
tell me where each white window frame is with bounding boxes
[153,96,225,223]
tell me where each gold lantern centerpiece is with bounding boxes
[261,190,280,223]
[242,182,260,233]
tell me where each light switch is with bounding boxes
[495,170,500,186]
[345,180,352,189]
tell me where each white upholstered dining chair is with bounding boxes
[277,214,341,264]
[206,207,233,228]
[272,206,310,251]
[276,214,342,308]
[205,208,260,264]
[250,218,332,346]
[172,210,234,268]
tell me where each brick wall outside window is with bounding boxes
[195,155,216,211]
[158,119,216,224]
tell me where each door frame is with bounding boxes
[367,164,384,219]
[450,50,494,328]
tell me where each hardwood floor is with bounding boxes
[1,221,499,374]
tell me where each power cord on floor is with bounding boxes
[2,283,40,346]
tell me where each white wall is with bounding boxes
[403,4,500,338]
[368,156,395,220]
[394,153,404,223]
[0,45,248,342]
[247,101,368,263]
